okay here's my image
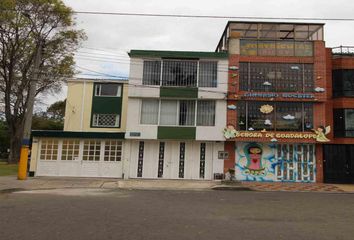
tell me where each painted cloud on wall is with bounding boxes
[283,114,295,120]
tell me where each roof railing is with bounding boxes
[332,46,354,55]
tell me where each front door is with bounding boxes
[324,145,354,184]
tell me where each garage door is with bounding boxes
[129,141,213,180]
[36,138,123,178]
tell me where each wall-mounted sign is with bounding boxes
[218,151,229,159]
[129,132,141,137]
[223,125,331,142]
[243,92,315,99]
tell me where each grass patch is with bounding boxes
[0,162,18,176]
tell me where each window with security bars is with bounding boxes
[179,100,195,126]
[162,60,197,87]
[92,114,120,127]
[197,100,215,126]
[40,139,59,161]
[199,61,217,87]
[143,61,161,85]
[239,62,314,92]
[83,140,101,161]
[61,140,80,161]
[104,140,122,161]
[142,60,218,87]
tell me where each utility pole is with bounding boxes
[18,39,43,180]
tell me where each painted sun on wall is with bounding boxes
[236,143,316,182]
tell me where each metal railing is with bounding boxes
[332,46,354,56]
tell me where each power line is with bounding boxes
[69,11,354,22]
[1,8,354,21]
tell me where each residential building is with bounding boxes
[124,50,228,179]
[29,79,128,178]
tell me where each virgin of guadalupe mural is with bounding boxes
[244,143,266,176]
[235,142,277,181]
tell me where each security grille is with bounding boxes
[92,114,119,127]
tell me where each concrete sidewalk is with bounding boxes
[0,176,220,192]
[1,176,354,193]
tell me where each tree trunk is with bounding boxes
[7,124,24,164]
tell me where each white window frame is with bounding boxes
[140,99,216,127]
[141,59,218,88]
[95,84,122,97]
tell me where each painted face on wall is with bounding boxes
[247,146,263,170]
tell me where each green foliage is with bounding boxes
[47,99,66,120]
[0,0,86,163]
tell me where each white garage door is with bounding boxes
[36,138,123,178]
[129,141,213,180]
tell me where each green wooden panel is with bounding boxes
[160,87,198,98]
[157,127,196,140]
[32,130,125,139]
[129,50,228,59]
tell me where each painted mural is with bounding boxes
[235,142,316,182]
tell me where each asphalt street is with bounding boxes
[0,189,353,240]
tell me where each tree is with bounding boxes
[46,99,65,120]
[0,0,85,163]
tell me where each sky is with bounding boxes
[40,0,354,109]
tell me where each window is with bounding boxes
[334,109,354,137]
[160,100,178,125]
[276,102,303,131]
[61,140,80,161]
[142,60,218,87]
[92,114,120,127]
[143,61,161,85]
[83,140,101,161]
[333,70,354,97]
[95,83,121,97]
[179,100,195,126]
[104,140,122,161]
[199,62,217,87]
[143,99,216,126]
[162,60,197,87]
[345,110,354,137]
[40,139,59,161]
[237,101,313,132]
[140,99,159,125]
[197,100,215,126]
[240,62,314,92]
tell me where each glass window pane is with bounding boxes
[140,99,159,124]
[199,62,217,87]
[179,100,195,126]
[97,84,121,96]
[143,61,161,85]
[197,101,215,126]
[276,102,303,131]
[160,100,178,125]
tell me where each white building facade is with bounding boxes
[125,50,228,180]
